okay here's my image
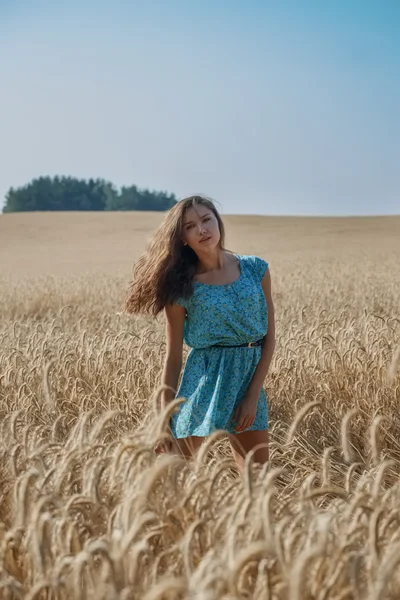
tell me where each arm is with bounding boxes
[234,267,276,432]
[247,267,276,396]
[161,303,186,409]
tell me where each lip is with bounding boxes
[199,236,211,243]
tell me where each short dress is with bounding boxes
[170,254,269,439]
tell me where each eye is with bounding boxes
[203,217,211,223]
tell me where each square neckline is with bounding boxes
[193,254,243,288]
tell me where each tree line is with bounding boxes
[2,176,177,212]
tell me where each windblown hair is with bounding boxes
[125,196,225,315]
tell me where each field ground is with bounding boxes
[1,212,400,277]
[0,212,400,599]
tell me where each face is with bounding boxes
[181,203,221,252]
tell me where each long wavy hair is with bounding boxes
[125,196,226,315]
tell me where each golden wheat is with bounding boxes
[0,212,399,599]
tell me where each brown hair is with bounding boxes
[125,195,225,315]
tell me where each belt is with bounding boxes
[211,337,264,349]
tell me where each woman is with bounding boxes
[126,196,275,471]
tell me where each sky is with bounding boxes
[0,0,399,215]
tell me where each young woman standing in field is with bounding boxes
[126,196,275,471]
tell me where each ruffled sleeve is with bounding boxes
[174,297,187,309]
[250,256,269,281]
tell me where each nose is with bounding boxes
[198,223,207,235]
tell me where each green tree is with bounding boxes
[105,185,141,211]
[3,176,177,213]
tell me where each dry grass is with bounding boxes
[0,212,399,599]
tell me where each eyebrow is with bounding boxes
[184,213,211,226]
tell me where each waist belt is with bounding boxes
[211,337,264,349]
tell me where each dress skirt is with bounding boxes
[170,345,268,438]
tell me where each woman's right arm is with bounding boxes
[161,303,186,409]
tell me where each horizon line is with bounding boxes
[1,211,399,219]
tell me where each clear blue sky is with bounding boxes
[1,0,399,215]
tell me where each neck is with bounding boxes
[197,247,225,273]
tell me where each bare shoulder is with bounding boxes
[224,249,240,266]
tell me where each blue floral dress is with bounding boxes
[170,254,269,438]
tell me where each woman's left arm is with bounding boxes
[234,267,276,432]
[247,267,276,396]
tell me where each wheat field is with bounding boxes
[0,211,400,599]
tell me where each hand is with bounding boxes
[155,434,174,455]
[233,391,259,433]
